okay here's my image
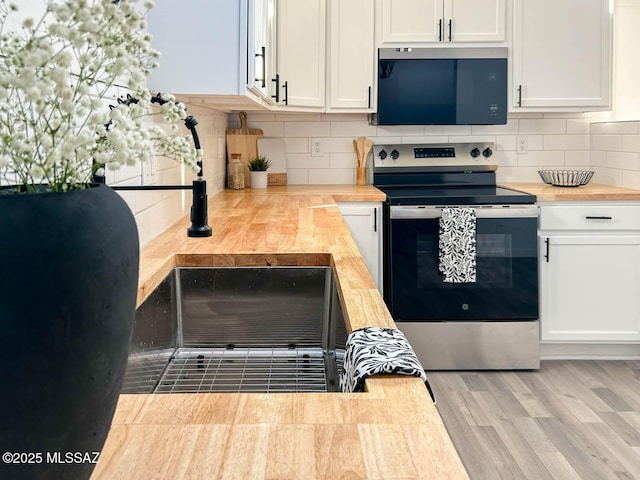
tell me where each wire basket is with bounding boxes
[538,169,594,187]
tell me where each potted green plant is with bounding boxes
[0,1,199,479]
[248,155,271,188]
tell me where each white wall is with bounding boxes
[237,112,591,184]
[611,0,640,120]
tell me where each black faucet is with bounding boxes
[95,93,212,238]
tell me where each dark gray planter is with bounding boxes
[0,184,139,479]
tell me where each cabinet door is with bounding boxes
[445,0,506,42]
[381,0,444,43]
[147,0,245,95]
[338,203,383,293]
[540,236,640,342]
[277,0,326,108]
[327,0,375,111]
[512,0,611,110]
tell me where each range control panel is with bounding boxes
[373,142,495,170]
[414,147,455,158]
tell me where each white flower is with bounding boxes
[0,0,196,192]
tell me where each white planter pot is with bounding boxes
[250,171,268,189]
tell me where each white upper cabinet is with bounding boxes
[327,0,375,111]
[381,0,443,43]
[147,0,246,96]
[380,0,506,44]
[445,0,506,42]
[276,0,326,108]
[511,0,612,111]
[146,0,374,112]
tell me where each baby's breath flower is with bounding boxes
[0,0,197,192]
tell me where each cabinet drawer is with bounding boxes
[540,205,640,231]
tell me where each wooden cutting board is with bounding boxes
[225,111,263,187]
[257,138,287,186]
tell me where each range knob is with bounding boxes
[470,148,481,158]
[390,149,400,160]
[378,150,387,160]
[482,147,493,158]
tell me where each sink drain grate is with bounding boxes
[124,347,344,394]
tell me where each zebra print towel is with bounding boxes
[439,207,477,283]
[340,327,435,402]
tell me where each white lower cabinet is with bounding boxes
[539,204,640,343]
[338,202,383,293]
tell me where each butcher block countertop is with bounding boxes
[92,185,468,480]
[501,182,640,202]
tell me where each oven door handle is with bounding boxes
[389,205,540,219]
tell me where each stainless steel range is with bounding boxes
[374,142,540,370]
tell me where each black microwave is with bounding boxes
[374,47,508,126]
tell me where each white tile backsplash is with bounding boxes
[519,118,567,134]
[284,122,331,137]
[622,134,640,152]
[496,135,517,151]
[526,135,544,151]
[309,168,355,184]
[592,134,623,151]
[543,134,590,150]
[330,121,378,137]
[283,138,310,153]
[423,125,472,135]
[238,113,640,187]
[566,119,591,134]
[516,150,565,167]
[286,153,331,169]
[330,153,358,169]
[607,151,640,171]
[287,168,310,184]
[400,135,450,144]
[590,120,640,187]
[111,104,227,247]
[471,121,519,135]
[564,151,591,166]
[621,170,640,189]
[258,122,285,138]
[376,125,425,136]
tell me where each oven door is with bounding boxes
[387,205,539,321]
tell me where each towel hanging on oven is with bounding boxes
[439,207,477,283]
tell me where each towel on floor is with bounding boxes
[340,327,435,402]
[439,207,477,283]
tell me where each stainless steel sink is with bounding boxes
[122,267,347,394]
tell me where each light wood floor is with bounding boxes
[429,361,640,480]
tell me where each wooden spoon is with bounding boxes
[353,139,362,166]
[361,138,373,167]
